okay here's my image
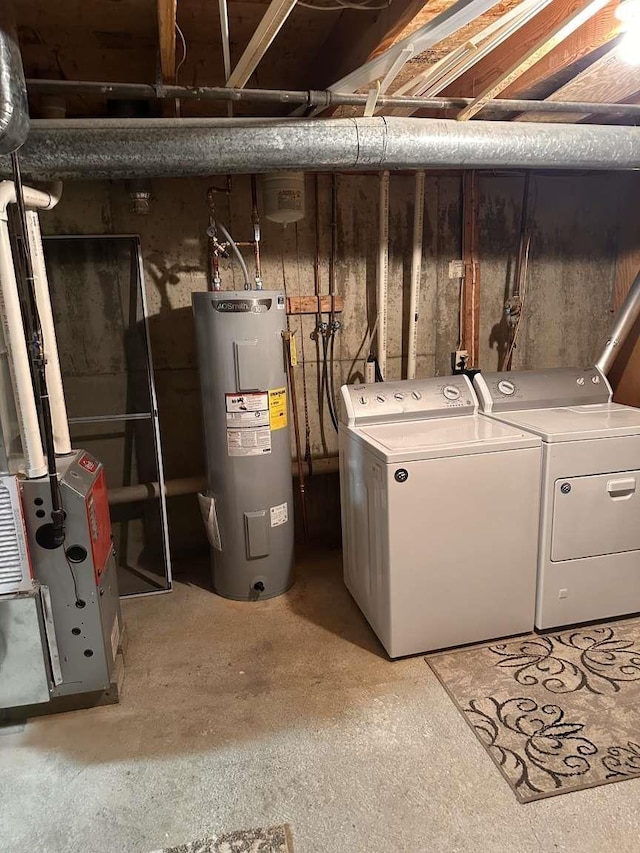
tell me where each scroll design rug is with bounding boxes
[427,618,640,802]
[151,824,293,852]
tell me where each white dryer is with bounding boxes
[339,375,542,658]
[474,366,640,630]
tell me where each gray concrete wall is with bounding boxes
[39,171,635,557]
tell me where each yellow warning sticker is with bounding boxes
[269,387,288,431]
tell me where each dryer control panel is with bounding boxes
[474,366,612,413]
[340,375,477,426]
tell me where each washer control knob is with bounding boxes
[394,392,404,401]
[443,385,461,401]
[376,394,386,403]
[411,390,422,400]
[497,379,516,396]
[577,377,585,386]
[359,396,368,406]
[592,375,600,384]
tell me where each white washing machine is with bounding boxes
[474,366,640,630]
[339,375,542,658]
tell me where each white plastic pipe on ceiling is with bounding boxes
[3,118,640,180]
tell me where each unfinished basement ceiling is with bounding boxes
[13,0,640,123]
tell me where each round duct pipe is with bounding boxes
[2,117,640,180]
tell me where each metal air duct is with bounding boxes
[597,270,640,375]
[2,117,640,180]
[0,6,29,155]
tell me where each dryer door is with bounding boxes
[551,470,640,561]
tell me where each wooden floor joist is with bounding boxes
[457,0,612,120]
[516,46,640,122]
[442,0,621,107]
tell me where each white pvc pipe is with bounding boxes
[407,170,425,379]
[0,220,47,477]
[26,210,71,455]
[376,170,390,380]
[0,181,61,216]
[0,180,63,476]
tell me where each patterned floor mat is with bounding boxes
[427,618,640,802]
[150,824,293,852]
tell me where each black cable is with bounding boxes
[323,332,338,433]
[10,152,65,546]
[64,547,82,605]
[328,327,339,430]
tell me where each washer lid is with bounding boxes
[354,414,540,462]
[490,402,640,442]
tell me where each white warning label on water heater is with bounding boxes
[225,392,272,456]
[270,501,288,527]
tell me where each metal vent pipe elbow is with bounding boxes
[597,270,640,376]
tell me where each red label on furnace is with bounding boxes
[78,453,98,474]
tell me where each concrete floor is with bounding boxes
[2,550,640,853]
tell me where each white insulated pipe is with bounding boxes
[0,180,63,476]
[25,210,71,455]
[597,269,640,375]
[0,220,46,477]
[407,171,425,380]
[376,170,390,380]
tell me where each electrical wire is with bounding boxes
[505,173,534,369]
[346,308,379,383]
[64,547,82,605]
[504,235,531,369]
[322,333,339,432]
[328,328,339,431]
[175,23,187,82]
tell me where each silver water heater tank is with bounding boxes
[192,290,295,600]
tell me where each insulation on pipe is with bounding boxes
[3,117,640,180]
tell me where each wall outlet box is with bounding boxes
[449,260,464,279]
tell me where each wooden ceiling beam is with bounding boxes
[442,0,621,101]
[516,45,640,122]
[157,0,177,83]
[457,0,612,120]
[301,0,430,90]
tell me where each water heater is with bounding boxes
[192,290,294,600]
